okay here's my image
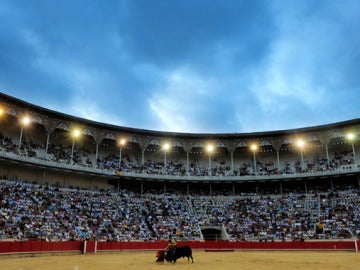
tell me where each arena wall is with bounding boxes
[0,240,359,255]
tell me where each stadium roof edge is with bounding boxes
[1,91,360,139]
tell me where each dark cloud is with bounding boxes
[0,14,72,104]
[118,0,274,68]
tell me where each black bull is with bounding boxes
[164,245,194,263]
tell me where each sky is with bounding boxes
[0,0,360,134]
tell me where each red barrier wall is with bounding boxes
[0,240,83,254]
[0,240,359,255]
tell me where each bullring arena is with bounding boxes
[0,92,360,269]
[1,251,360,270]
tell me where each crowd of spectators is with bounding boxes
[1,131,360,242]
[0,131,357,179]
[0,179,359,242]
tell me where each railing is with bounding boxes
[1,150,359,182]
[120,168,360,181]
[0,151,111,175]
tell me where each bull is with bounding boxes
[164,245,194,264]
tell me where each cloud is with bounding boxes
[246,0,360,130]
[118,0,274,67]
[148,67,225,133]
[1,0,360,134]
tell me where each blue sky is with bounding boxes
[0,0,359,134]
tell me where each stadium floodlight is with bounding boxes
[346,132,357,163]
[296,139,305,171]
[18,116,31,153]
[162,142,170,173]
[71,129,81,165]
[0,107,5,122]
[118,138,126,169]
[206,144,214,176]
[250,143,258,176]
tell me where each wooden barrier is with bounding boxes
[0,240,359,255]
[0,240,83,254]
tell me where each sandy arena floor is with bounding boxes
[0,250,359,270]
